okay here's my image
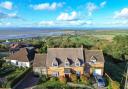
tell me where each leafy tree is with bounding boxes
[80,75,88,84]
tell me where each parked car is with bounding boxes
[95,75,105,87]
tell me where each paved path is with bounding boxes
[14,72,39,89]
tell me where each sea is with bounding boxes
[0,27,128,40]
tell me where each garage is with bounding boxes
[93,69,102,76]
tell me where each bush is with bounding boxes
[80,75,88,84]
[59,76,67,84]
[50,77,58,81]
[38,75,47,84]
[111,81,120,89]
[70,74,77,83]
[6,67,31,88]
[36,81,68,89]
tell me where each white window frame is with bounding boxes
[65,59,70,67]
[52,72,59,77]
[75,59,81,66]
[52,61,58,67]
[90,56,97,64]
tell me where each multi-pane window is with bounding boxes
[75,62,80,66]
[52,59,58,67]
[65,61,70,67]
[52,62,58,67]
[52,72,59,77]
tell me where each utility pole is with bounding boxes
[124,62,128,89]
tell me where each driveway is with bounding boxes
[14,72,39,89]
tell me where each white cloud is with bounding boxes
[0,22,11,26]
[8,13,17,17]
[37,20,92,27]
[100,1,106,8]
[0,1,13,10]
[86,2,98,16]
[114,8,128,19]
[38,21,55,26]
[31,2,64,10]
[86,1,106,16]
[57,11,78,21]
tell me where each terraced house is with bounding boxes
[33,48,105,77]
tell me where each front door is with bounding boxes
[65,74,70,81]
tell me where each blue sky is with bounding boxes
[0,0,128,27]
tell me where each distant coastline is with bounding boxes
[0,27,128,40]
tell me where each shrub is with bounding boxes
[38,75,47,84]
[111,81,120,89]
[80,75,88,84]
[50,77,58,81]
[6,67,31,88]
[59,76,67,84]
[70,74,77,83]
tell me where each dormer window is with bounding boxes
[90,56,97,64]
[52,58,58,67]
[65,58,70,67]
[75,59,81,67]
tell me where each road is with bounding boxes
[14,72,39,89]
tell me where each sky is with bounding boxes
[0,0,128,28]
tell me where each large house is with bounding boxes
[6,47,35,67]
[33,48,105,77]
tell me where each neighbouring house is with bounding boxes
[9,42,33,54]
[6,47,35,67]
[84,50,104,76]
[33,54,47,75]
[33,48,105,77]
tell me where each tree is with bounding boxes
[112,35,128,60]
[0,59,5,68]
[80,75,88,84]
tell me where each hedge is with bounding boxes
[6,67,32,88]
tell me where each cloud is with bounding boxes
[86,1,106,16]
[31,2,64,10]
[37,20,93,27]
[0,1,13,10]
[0,12,16,19]
[114,8,128,19]
[38,21,55,26]
[0,22,12,26]
[100,1,106,8]
[86,2,98,16]
[0,11,24,21]
[8,13,17,17]
[57,11,78,21]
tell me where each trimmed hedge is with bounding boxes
[6,67,32,88]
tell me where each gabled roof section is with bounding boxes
[8,48,29,62]
[46,48,84,67]
[33,54,46,67]
[84,50,104,63]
